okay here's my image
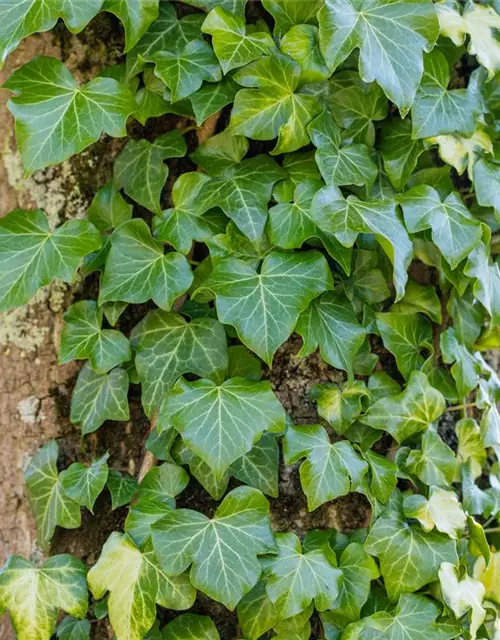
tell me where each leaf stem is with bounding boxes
[180,124,198,135]
[445,402,476,412]
[484,526,500,534]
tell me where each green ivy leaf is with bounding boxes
[390,281,442,324]
[0,209,101,312]
[411,50,481,139]
[362,372,445,443]
[362,450,398,505]
[295,292,366,378]
[465,237,500,325]
[237,581,279,640]
[375,311,433,380]
[102,0,159,51]
[125,463,189,546]
[399,185,482,269]
[280,24,329,84]
[334,542,380,623]
[153,172,220,254]
[70,364,129,435]
[230,51,322,154]
[161,377,285,477]
[162,614,220,640]
[147,39,221,103]
[87,182,133,232]
[4,56,137,173]
[231,433,280,498]
[262,0,323,35]
[190,76,238,125]
[364,498,458,601]
[131,309,228,417]
[265,532,343,619]
[473,157,500,214]
[172,437,230,500]
[24,441,81,549]
[441,328,481,397]
[405,428,456,486]
[227,344,262,381]
[99,219,193,310]
[113,130,187,214]
[59,300,130,373]
[311,188,412,300]
[284,424,368,511]
[196,250,332,365]
[60,453,109,513]
[88,532,196,640]
[330,83,388,147]
[313,380,370,436]
[106,470,138,510]
[0,554,88,640]
[318,0,439,113]
[202,7,274,73]
[0,0,104,68]
[380,118,424,191]
[152,486,276,609]
[56,616,91,640]
[207,223,270,269]
[309,112,378,189]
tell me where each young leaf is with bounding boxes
[87,182,133,232]
[403,488,466,539]
[474,551,500,605]
[362,371,445,443]
[380,118,424,191]
[132,310,228,417]
[405,428,456,486]
[202,7,274,73]
[230,433,280,498]
[313,381,370,436]
[362,450,398,505]
[190,76,238,125]
[57,616,91,640]
[172,438,230,500]
[70,364,129,435]
[152,486,276,609]
[59,300,130,373]
[24,441,81,549]
[230,51,322,154]
[4,57,137,173]
[0,554,88,640]
[237,581,279,640]
[364,499,458,601]
[107,470,138,510]
[160,377,285,478]
[284,424,368,511]
[102,0,159,51]
[262,0,323,35]
[60,453,110,513]
[88,533,196,640]
[280,24,330,84]
[196,250,333,365]
[265,532,343,619]
[295,291,366,378]
[0,209,101,312]
[441,328,481,397]
[99,219,193,310]
[318,0,439,113]
[439,563,486,640]
[114,130,187,214]
[163,614,220,640]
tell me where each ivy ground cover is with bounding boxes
[0,0,500,639]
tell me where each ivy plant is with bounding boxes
[0,1,500,639]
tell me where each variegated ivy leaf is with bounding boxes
[0,209,101,312]
[280,24,330,84]
[4,57,137,173]
[295,291,366,379]
[153,172,222,254]
[436,0,500,80]
[0,554,88,640]
[0,0,104,67]
[267,180,352,273]
[59,300,130,374]
[125,2,204,78]
[262,0,323,35]
[87,182,133,232]
[196,250,332,365]
[474,551,500,605]
[131,309,228,417]
[411,50,481,139]
[284,424,368,511]
[70,364,129,435]
[151,487,276,610]
[107,470,138,510]
[318,0,439,114]
[399,185,482,270]
[309,111,378,189]
[456,418,486,480]
[439,563,486,640]
[99,219,193,310]
[160,377,285,478]
[162,614,220,640]
[362,371,445,443]
[403,488,466,538]
[375,311,433,380]
[405,428,456,486]
[125,463,189,546]
[113,130,186,215]
[147,39,221,103]
[265,532,343,620]
[24,441,81,549]
[364,496,458,601]
[56,616,91,640]
[380,118,425,191]
[313,380,370,436]
[88,532,196,640]
[441,328,481,398]
[202,7,274,73]
[311,187,412,301]
[102,0,159,51]
[230,51,322,154]
[60,453,109,513]
[428,130,492,178]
